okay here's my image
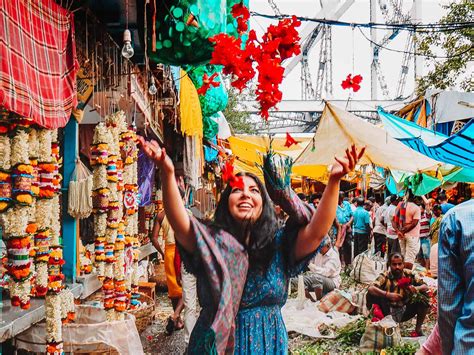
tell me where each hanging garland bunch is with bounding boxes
[46,128,67,355]
[4,115,35,310]
[91,123,112,282]
[120,124,139,316]
[209,6,301,119]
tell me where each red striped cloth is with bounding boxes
[0,0,78,129]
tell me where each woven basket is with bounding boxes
[127,293,155,333]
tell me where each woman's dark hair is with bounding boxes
[213,172,278,270]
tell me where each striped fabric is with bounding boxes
[379,108,474,170]
[0,0,78,129]
[419,212,430,238]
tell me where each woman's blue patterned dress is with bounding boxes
[235,228,314,354]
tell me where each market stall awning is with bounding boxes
[228,135,314,180]
[294,103,440,173]
[379,108,474,169]
[0,0,78,129]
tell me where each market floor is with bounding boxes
[141,290,187,354]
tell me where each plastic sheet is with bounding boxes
[282,298,361,338]
[14,305,144,354]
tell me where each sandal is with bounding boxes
[165,316,175,335]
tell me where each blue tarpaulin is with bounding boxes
[379,108,474,169]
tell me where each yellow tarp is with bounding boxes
[228,135,325,181]
[179,69,203,137]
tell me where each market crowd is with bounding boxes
[141,133,471,354]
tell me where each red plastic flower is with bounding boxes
[197,73,220,95]
[209,16,301,120]
[222,160,244,189]
[397,277,411,288]
[284,132,299,148]
[341,74,363,92]
[231,2,250,34]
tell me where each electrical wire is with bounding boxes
[358,27,474,59]
[250,11,474,32]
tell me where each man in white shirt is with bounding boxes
[384,195,401,255]
[292,237,341,300]
[373,197,390,257]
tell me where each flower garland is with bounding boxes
[209,9,301,119]
[4,115,35,310]
[120,124,139,316]
[46,128,66,355]
[91,123,112,286]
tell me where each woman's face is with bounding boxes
[228,175,263,223]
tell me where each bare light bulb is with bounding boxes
[121,29,134,59]
[148,77,158,95]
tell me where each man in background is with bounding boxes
[292,237,341,301]
[384,195,401,255]
[373,197,390,257]
[438,193,455,214]
[438,199,474,354]
[393,190,420,270]
[352,197,372,257]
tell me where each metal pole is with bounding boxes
[370,0,378,100]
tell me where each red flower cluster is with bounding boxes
[371,303,384,322]
[341,74,363,92]
[397,277,412,289]
[209,13,301,120]
[231,2,250,34]
[222,160,244,190]
[197,73,220,96]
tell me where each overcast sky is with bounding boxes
[249,0,451,101]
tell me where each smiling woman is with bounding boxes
[137,135,364,354]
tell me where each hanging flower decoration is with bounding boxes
[197,73,221,96]
[231,2,250,34]
[341,74,363,92]
[222,160,244,190]
[209,13,301,120]
[284,132,299,148]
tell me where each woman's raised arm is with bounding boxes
[294,145,365,261]
[138,137,196,253]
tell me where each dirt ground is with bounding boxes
[140,291,187,355]
[140,269,436,354]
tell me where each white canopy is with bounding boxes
[294,103,440,174]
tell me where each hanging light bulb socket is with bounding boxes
[122,29,134,59]
[148,76,158,96]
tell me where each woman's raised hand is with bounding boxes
[330,144,365,181]
[137,136,174,174]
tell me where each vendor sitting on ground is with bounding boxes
[367,252,429,336]
[291,236,341,301]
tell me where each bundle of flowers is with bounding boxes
[209,8,301,119]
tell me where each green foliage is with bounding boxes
[384,341,420,355]
[415,0,474,93]
[222,86,254,134]
[336,317,367,347]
